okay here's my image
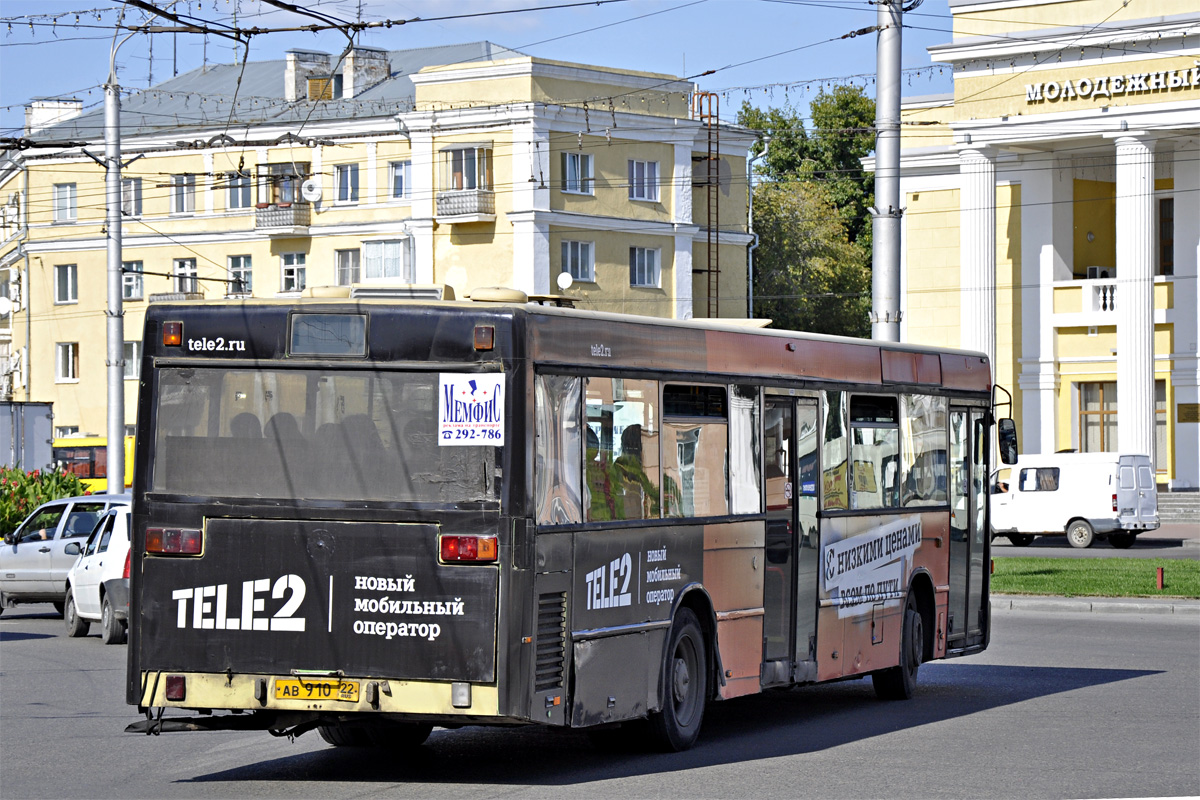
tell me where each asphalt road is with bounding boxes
[1,604,1197,799]
[992,522,1199,559]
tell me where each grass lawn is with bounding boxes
[991,557,1200,599]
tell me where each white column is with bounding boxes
[1169,142,1200,488]
[510,120,551,295]
[365,141,377,205]
[674,232,694,320]
[959,147,996,372]
[203,151,215,214]
[409,129,436,284]
[674,142,694,320]
[1114,135,1156,462]
[1017,153,1063,455]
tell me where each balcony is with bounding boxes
[255,202,311,236]
[435,189,495,223]
[1051,274,1171,330]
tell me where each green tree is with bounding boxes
[739,87,876,336]
[752,181,870,337]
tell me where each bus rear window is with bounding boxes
[151,367,497,503]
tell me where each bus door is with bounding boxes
[948,407,988,645]
[763,398,820,685]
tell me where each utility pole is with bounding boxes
[871,0,904,343]
[103,27,137,494]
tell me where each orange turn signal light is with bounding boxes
[163,321,183,346]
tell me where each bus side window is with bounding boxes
[586,378,660,522]
[535,375,583,526]
[662,384,727,519]
[728,385,761,514]
[900,394,948,507]
[848,394,900,511]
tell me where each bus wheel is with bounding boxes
[318,720,432,748]
[1108,533,1136,549]
[1007,534,1034,547]
[64,590,89,637]
[647,607,707,752]
[873,593,922,701]
[1066,520,1095,549]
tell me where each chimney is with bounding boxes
[24,98,83,136]
[343,46,390,99]
[285,49,331,102]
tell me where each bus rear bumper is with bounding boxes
[134,671,501,719]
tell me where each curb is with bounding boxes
[993,595,1200,615]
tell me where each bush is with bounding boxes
[0,467,90,535]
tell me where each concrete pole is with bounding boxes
[104,73,125,493]
[871,0,903,343]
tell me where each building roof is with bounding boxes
[35,41,527,141]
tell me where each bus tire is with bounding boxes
[318,720,432,748]
[873,593,922,701]
[64,590,89,638]
[1066,520,1095,549]
[647,607,707,752]
[101,596,126,645]
[1007,533,1034,547]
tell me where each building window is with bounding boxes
[56,342,79,382]
[228,255,252,295]
[173,258,198,294]
[281,252,306,293]
[227,172,252,210]
[336,249,361,285]
[363,240,408,281]
[562,152,593,194]
[121,177,142,216]
[171,174,195,214]
[54,264,78,304]
[53,183,76,222]
[335,164,359,203]
[1158,198,1174,276]
[1080,380,1167,470]
[123,341,141,379]
[390,160,412,200]
[257,163,309,205]
[122,261,143,300]
[442,147,493,191]
[56,425,80,438]
[629,247,660,288]
[627,160,659,201]
[561,240,594,282]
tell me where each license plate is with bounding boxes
[274,678,359,702]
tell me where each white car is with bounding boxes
[1,493,129,616]
[64,507,131,644]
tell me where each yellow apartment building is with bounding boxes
[875,0,1200,489]
[0,42,754,439]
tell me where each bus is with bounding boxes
[52,436,135,492]
[125,291,1017,751]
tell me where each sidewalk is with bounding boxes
[993,594,1200,615]
[1136,522,1200,549]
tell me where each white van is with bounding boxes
[990,452,1159,548]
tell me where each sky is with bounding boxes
[0,0,957,138]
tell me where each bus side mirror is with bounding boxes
[997,418,1018,465]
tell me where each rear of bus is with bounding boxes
[126,301,529,742]
[53,436,135,492]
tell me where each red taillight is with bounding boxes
[163,321,183,346]
[440,535,498,563]
[165,675,186,701]
[145,527,203,555]
[1112,494,1118,512]
[122,549,131,579]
